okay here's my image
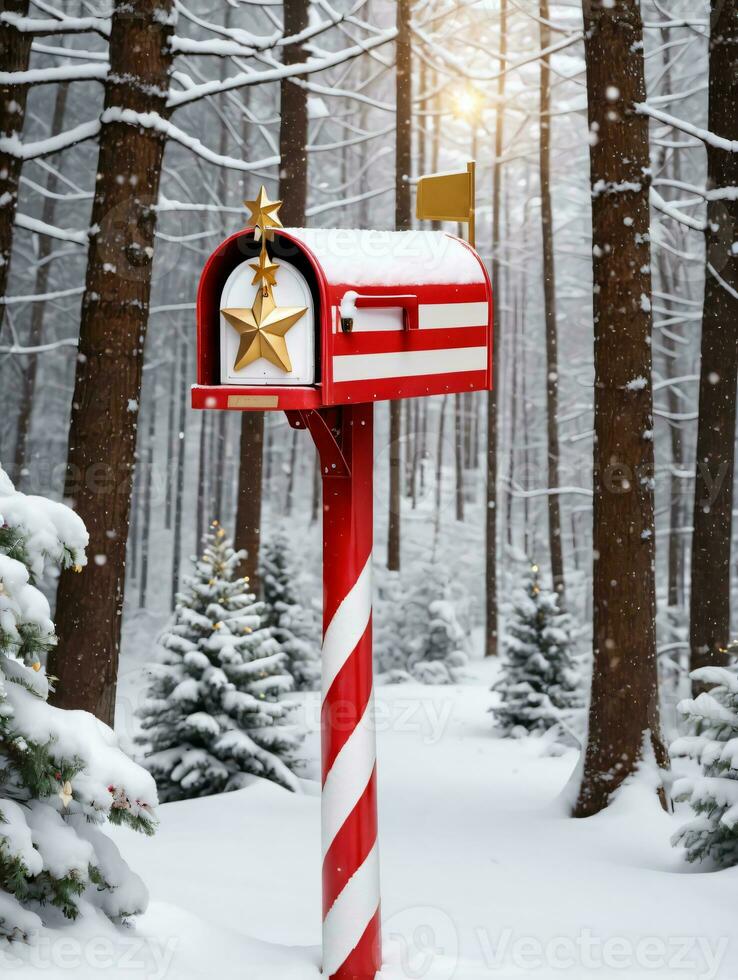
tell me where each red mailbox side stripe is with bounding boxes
[332,325,486,356]
[329,369,489,404]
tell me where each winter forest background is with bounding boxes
[2,0,738,976]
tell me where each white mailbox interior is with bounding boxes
[219,257,315,386]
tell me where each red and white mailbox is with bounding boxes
[192,188,493,980]
[193,226,492,411]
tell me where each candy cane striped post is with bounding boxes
[293,403,381,980]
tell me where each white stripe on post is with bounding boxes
[322,844,381,979]
[321,557,373,697]
[322,691,377,856]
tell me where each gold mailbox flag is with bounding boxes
[415,161,476,248]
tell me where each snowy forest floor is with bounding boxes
[3,659,736,980]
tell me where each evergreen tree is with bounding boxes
[137,523,303,801]
[260,528,320,691]
[672,665,738,866]
[493,562,582,737]
[403,560,470,684]
[374,567,409,679]
[0,466,157,940]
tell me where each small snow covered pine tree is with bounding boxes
[404,561,470,684]
[260,528,320,691]
[0,466,157,941]
[137,523,303,801]
[374,567,410,679]
[493,562,582,736]
[672,665,738,866]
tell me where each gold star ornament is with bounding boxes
[222,285,307,374]
[244,187,283,240]
[249,249,280,287]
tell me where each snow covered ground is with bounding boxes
[3,659,737,979]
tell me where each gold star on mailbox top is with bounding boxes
[222,285,307,374]
[244,187,283,240]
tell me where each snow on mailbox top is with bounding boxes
[286,228,487,286]
[193,227,493,413]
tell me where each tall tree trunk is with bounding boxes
[389,0,412,572]
[410,398,420,509]
[656,254,686,611]
[138,392,156,609]
[0,0,32,334]
[404,397,413,497]
[432,396,447,556]
[689,0,738,691]
[454,394,465,522]
[655,25,687,615]
[505,283,520,549]
[574,0,668,817]
[13,81,70,484]
[284,426,298,516]
[49,0,175,724]
[196,412,208,548]
[419,398,428,497]
[388,402,402,570]
[311,450,320,524]
[279,0,309,226]
[171,338,187,610]
[164,349,177,530]
[213,410,227,522]
[235,411,264,592]
[485,0,508,656]
[539,0,565,597]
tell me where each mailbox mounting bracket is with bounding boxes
[285,407,351,478]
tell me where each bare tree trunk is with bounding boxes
[213,411,227,522]
[235,411,264,593]
[656,253,686,611]
[389,0,412,572]
[689,0,738,692]
[311,450,320,524]
[419,398,428,497]
[654,25,687,615]
[164,351,177,530]
[128,462,140,585]
[404,397,415,497]
[454,394,465,522]
[539,0,565,597]
[264,413,273,487]
[138,393,156,608]
[0,0,32,333]
[574,0,668,817]
[388,402,402,570]
[50,0,175,724]
[410,398,420,509]
[171,338,187,610]
[196,412,208,548]
[279,0,309,225]
[432,396,447,556]
[13,81,70,484]
[505,284,520,549]
[485,0,508,656]
[285,426,298,516]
